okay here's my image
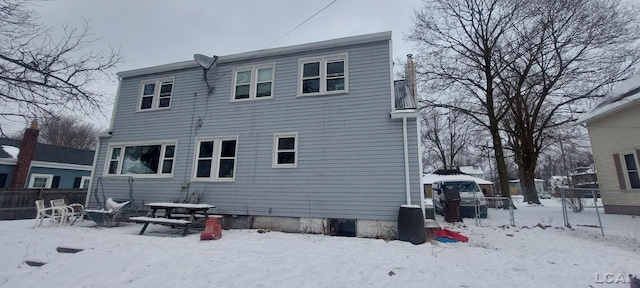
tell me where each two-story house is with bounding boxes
[88,32,422,237]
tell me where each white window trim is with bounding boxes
[28,173,53,189]
[103,141,178,178]
[79,176,92,189]
[192,136,239,182]
[136,77,175,111]
[230,63,275,102]
[272,132,298,168]
[621,151,640,189]
[297,53,349,97]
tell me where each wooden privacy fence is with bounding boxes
[0,189,87,220]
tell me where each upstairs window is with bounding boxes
[193,136,238,181]
[273,133,298,168]
[232,64,275,101]
[298,54,348,96]
[106,142,176,177]
[138,77,174,111]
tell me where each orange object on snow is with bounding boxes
[434,228,468,242]
[200,217,222,240]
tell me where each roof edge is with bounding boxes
[117,31,392,79]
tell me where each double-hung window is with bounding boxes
[622,152,640,189]
[232,64,275,101]
[29,174,53,189]
[298,53,348,96]
[273,133,298,168]
[106,142,176,177]
[138,77,174,111]
[193,136,238,181]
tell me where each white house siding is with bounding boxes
[91,35,422,225]
[586,103,640,215]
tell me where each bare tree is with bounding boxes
[496,0,640,203]
[409,0,640,204]
[39,114,100,150]
[0,0,123,136]
[408,0,522,199]
[420,106,478,171]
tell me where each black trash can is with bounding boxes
[443,185,461,223]
[398,205,425,245]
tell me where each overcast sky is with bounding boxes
[23,0,423,132]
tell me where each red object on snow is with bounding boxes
[434,229,469,242]
[200,217,222,240]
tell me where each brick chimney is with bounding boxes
[10,121,40,188]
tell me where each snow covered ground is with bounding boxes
[1,207,639,288]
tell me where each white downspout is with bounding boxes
[403,117,411,205]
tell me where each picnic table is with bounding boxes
[129,202,215,236]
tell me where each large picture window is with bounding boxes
[298,54,348,96]
[231,64,275,101]
[193,137,238,181]
[105,142,176,177]
[138,77,174,111]
[622,152,640,189]
[273,133,298,168]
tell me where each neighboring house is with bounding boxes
[422,169,493,198]
[577,74,640,216]
[0,123,94,189]
[459,166,484,179]
[90,32,422,237]
[508,179,545,195]
[570,165,598,189]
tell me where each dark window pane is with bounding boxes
[303,62,319,78]
[165,145,175,158]
[196,160,212,178]
[235,84,250,99]
[220,140,236,157]
[121,145,160,174]
[278,152,296,164]
[278,137,295,150]
[158,98,170,108]
[629,172,640,188]
[162,160,173,174]
[302,79,319,94]
[108,162,118,174]
[624,154,637,170]
[327,61,344,76]
[256,82,272,97]
[160,83,172,95]
[140,96,153,109]
[111,148,121,160]
[143,83,155,95]
[218,159,235,178]
[326,78,345,91]
[199,141,214,158]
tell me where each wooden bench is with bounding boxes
[129,216,192,236]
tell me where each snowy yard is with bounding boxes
[1,210,639,288]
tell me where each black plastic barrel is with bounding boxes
[398,205,425,245]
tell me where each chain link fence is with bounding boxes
[428,188,640,245]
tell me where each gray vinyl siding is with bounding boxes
[92,38,421,221]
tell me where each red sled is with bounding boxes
[433,229,468,242]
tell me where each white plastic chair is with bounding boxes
[50,198,85,225]
[35,200,67,227]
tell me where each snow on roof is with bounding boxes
[577,74,640,123]
[422,173,493,185]
[459,166,483,175]
[1,145,19,159]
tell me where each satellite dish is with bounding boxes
[194,54,219,71]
